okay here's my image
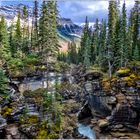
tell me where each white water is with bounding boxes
[78,123,96,139]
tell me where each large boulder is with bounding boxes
[88,95,111,118]
[83,71,103,81]
[116,68,131,77]
[0,115,7,139]
[109,103,139,126]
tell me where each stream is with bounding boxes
[78,123,96,139]
[9,72,96,139]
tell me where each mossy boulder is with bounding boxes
[20,115,39,124]
[36,129,48,139]
[1,106,13,118]
[116,68,131,77]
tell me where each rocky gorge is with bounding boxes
[1,65,140,139]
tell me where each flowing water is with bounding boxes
[78,123,96,139]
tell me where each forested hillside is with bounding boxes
[0,0,140,139]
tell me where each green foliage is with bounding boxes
[39,1,59,62]
[67,42,78,64]
[23,54,40,65]
[0,69,8,96]
[54,61,69,72]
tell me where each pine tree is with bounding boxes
[22,6,29,54]
[133,45,139,61]
[39,1,58,61]
[98,19,107,67]
[94,18,100,60]
[79,16,92,67]
[83,36,91,68]
[126,9,134,61]
[79,16,90,63]
[107,1,119,77]
[0,16,11,62]
[31,0,39,53]
[14,12,22,52]
[67,42,77,64]
[0,16,9,48]
[132,1,140,56]
[120,1,128,66]
[9,22,16,56]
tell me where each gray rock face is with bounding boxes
[0,115,7,138]
[88,95,111,118]
[110,103,139,126]
[0,115,7,129]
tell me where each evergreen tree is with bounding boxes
[67,42,77,64]
[133,45,139,61]
[39,1,58,61]
[126,9,134,61]
[107,1,119,77]
[0,16,9,48]
[9,23,15,56]
[22,6,29,54]
[132,1,140,56]
[83,36,91,68]
[0,16,11,63]
[79,16,90,63]
[14,12,22,52]
[120,1,128,66]
[94,18,100,60]
[98,19,107,67]
[31,0,39,53]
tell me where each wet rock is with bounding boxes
[116,93,126,103]
[0,115,7,129]
[71,64,86,84]
[78,101,92,121]
[0,115,7,139]
[84,71,103,81]
[19,124,38,138]
[88,95,111,117]
[5,124,26,139]
[84,82,93,93]
[110,103,138,126]
[98,119,109,128]
[108,96,117,105]
[72,128,86,139]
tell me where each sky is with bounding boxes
[0,0,135,24]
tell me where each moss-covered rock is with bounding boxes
[36,129,48,139]
[116,68,131,77]
[1,106,13,118]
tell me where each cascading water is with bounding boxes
[77,123,96,139]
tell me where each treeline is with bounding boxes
[0,0,58,68]
[59,1,140,77]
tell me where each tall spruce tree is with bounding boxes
[97,19,107,67]
[107,1,119,77]
[120,1,128,66]
[0,16,11,63]
[14,12,22,52]
[132,1,140,57]
[22,6,29,54]
[94,18,100,61]
[67,42,77,64]
[79,16,90,63]
[79,16,92,67]
[31,0,39,53]
[39,1,58,61]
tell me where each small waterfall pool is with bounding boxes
[77,123,96,139]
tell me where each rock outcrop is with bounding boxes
[77,67,140,139]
